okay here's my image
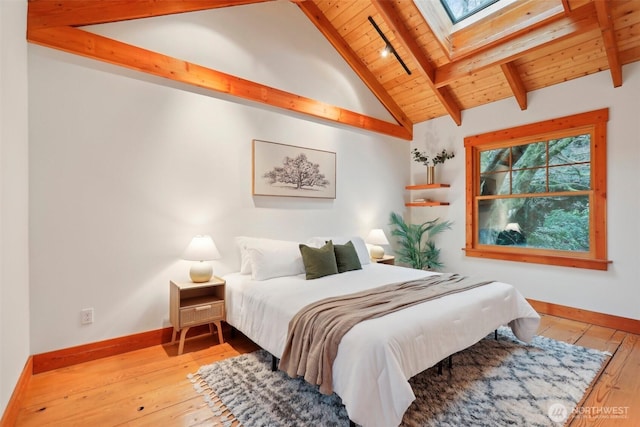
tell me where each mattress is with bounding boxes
[224,263,540,427]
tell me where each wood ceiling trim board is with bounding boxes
[27,25,410,140]
[409,0,452,60]
[296,0,413,136]
[27,0,272,29]
[371,1,435,82]
[315,0,349,22]
[523,55,610,89]
[450,0,566,61]
[518,33,606,79]
[616,26,640,52]
[620,45,640,64]
[595,0,623,87]
[500,62,528,110]
[328,2,367,36]
[515,28,602,69]
[346,28,379,54]
[434,2,599,88]
[612,2,640,29]
[371,0,462,126]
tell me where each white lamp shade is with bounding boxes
[366,229,389,246]
[182,235,220,283]
[366,229,389,259]
[182,235,221,261]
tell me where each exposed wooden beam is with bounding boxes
[295,0,413,137]
[371,0,462,126]
[435,2,599,87]
[594,0,623,87]
[500,62,528,110]
[28,0,273,29]
[450,0,565,61]
[27,25,411,140]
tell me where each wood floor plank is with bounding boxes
[13,316,638,427]
[538,316,591,344]
[22,343,242,408]
[17,336,257,426]
[570,333,640,426]
[574,325,626,353]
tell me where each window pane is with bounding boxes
[480,147,509,173]
[549,134,590,165]
[439,0,499,23]
[478,195,590,251]
[512,142,546,169]
[549,164,590,192]
[512,168,546,194]
[480,171,510,195]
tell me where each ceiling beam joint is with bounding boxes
[296,0,413,136]
[594,0,623,87]
[371,0,462,126]
[500,62,528,110]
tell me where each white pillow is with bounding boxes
[235,236,262,274]
[244,238,305,281]
[306,236,371,265]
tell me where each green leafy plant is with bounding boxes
[389,212,453,270]
[411,148,455,166]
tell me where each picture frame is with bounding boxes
[252,139,336,199]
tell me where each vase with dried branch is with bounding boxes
[411,148,455,184]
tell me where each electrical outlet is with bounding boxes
[81,308,94,325]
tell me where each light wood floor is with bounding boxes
[14,315,640,426]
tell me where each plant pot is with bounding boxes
[427,166,435,184]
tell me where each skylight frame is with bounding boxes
[440,0,501,24]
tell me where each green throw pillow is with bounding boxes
[333,240,362,273]
[299,241,338,280]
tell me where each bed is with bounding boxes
[224,236,540,427]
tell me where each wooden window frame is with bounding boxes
[464,109,611,270]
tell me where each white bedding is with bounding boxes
[224,263,540,427]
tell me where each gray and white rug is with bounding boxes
[189,328,608,427]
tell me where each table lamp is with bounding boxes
[366,229,389,259]
[182,235,221,283]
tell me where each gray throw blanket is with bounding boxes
[279,273,493,394]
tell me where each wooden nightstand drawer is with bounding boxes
[180,300,224,326]
[170,277,226,355]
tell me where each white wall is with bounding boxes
[84,1,394,122]
[409,62,640,320]
[28,4,408,353]
[0,0,30,415]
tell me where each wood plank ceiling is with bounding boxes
[26,0,640,141]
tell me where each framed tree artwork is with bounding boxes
[252,139,336,199]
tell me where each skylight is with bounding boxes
[440,0,500,24]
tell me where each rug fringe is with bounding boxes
[189,373,241,426]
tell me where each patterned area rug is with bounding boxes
[189,328,608,427]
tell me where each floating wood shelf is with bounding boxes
[405,183,450,206]
[405,201,450,207]
[405,183,451,190]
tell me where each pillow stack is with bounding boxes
[299,240,362,280]
[236,235,369,281]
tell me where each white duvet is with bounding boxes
[224,263,540,427]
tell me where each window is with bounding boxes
[440,0,500,24]
[464,109,610,270]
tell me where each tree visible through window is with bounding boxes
[464,109,610,270]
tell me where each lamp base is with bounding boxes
[190,261,213,283]
[369,245,385,259]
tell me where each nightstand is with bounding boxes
[373,255,395,265]
[170,277,225,355]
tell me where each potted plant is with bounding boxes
[411,148,455,184]
[389,211,453,270]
